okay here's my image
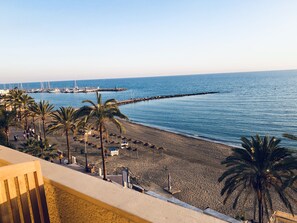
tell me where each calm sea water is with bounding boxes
[5,70,297,148]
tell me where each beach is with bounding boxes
[106,120,232,211]
[10,117,295,219]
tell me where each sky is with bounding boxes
[0,0,297,83]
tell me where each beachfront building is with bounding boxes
[108,146,120,156]
[0,89,9,96]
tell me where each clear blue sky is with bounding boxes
[1,0,297,83]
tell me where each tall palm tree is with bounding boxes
[0,107,15,145]
[28,102,38,134]
[49,107,79,164]
[78,116,93,171]
[19,94,34,130]
[31,100,54,143]
[282,133,297,191]
[218,135,297,223]
[5,89,23,121]
[0,95,10,111]
[79,92,128,180]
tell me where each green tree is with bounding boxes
[219,135,297,223]
[79,92,128,180]
[31,100,54,143]
[282,133,297,192]
[78,116,93,171]
[28,101,38,134]
[49,107,79,164]
[0,107,16,146]
[5,89,23,121]
[19,138,58,161]
[19,94,34,130]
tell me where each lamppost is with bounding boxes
[84,131,89,172]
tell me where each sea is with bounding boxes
[4,70,297,148]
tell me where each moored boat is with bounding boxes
[48,88,61,93]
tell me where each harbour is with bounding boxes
[1,81,127,94]
[25,86,127,94]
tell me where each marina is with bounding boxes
[25,87,127,94]
[1,81,127,94]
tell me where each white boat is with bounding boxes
[48,88,60,93]
[62,88,71,93]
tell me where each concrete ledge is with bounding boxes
[0,146,227,223]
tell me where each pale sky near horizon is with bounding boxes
[1,0,297,83]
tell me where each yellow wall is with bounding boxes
[0,160,145,223]
[0,146,228,223]
[44,180,141,223]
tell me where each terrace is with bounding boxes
[0,145,229,223]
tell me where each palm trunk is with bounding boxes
[85,140,88,172]
[5,127,9,146]
[24,114,28,131]
[19,106,22,122]
[100,124,107,180]
[257,179,263,223]
[32,116,36,133]
[66,129,71,164]
[14,106,17,122]
[258,198,263,223]
[42,118,46,143]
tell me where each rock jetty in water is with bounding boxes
[117,91,219,105]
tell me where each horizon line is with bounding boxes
[1,68,297,85]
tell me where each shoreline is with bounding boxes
[124,119,240,149]
[9,117,292,218]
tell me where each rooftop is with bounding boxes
[0,145,229,223]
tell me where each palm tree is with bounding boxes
[49,107,79,164]
[31,100,54,143]
[282,133,297,191]
[19,94,34,130]
[78,116,93,171]
[0,107,15,146]
[79,92,128,180]
[19,138,58,161]
[5,89,23,121]
[0,95,10,111]
[218,135,297,223]
[28,102,38,134]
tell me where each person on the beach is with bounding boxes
[59,153,63,164]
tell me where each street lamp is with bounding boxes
[85,131,89,172]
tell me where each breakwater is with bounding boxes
[117,91,219,105]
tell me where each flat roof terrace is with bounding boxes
[0,146,228,223]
